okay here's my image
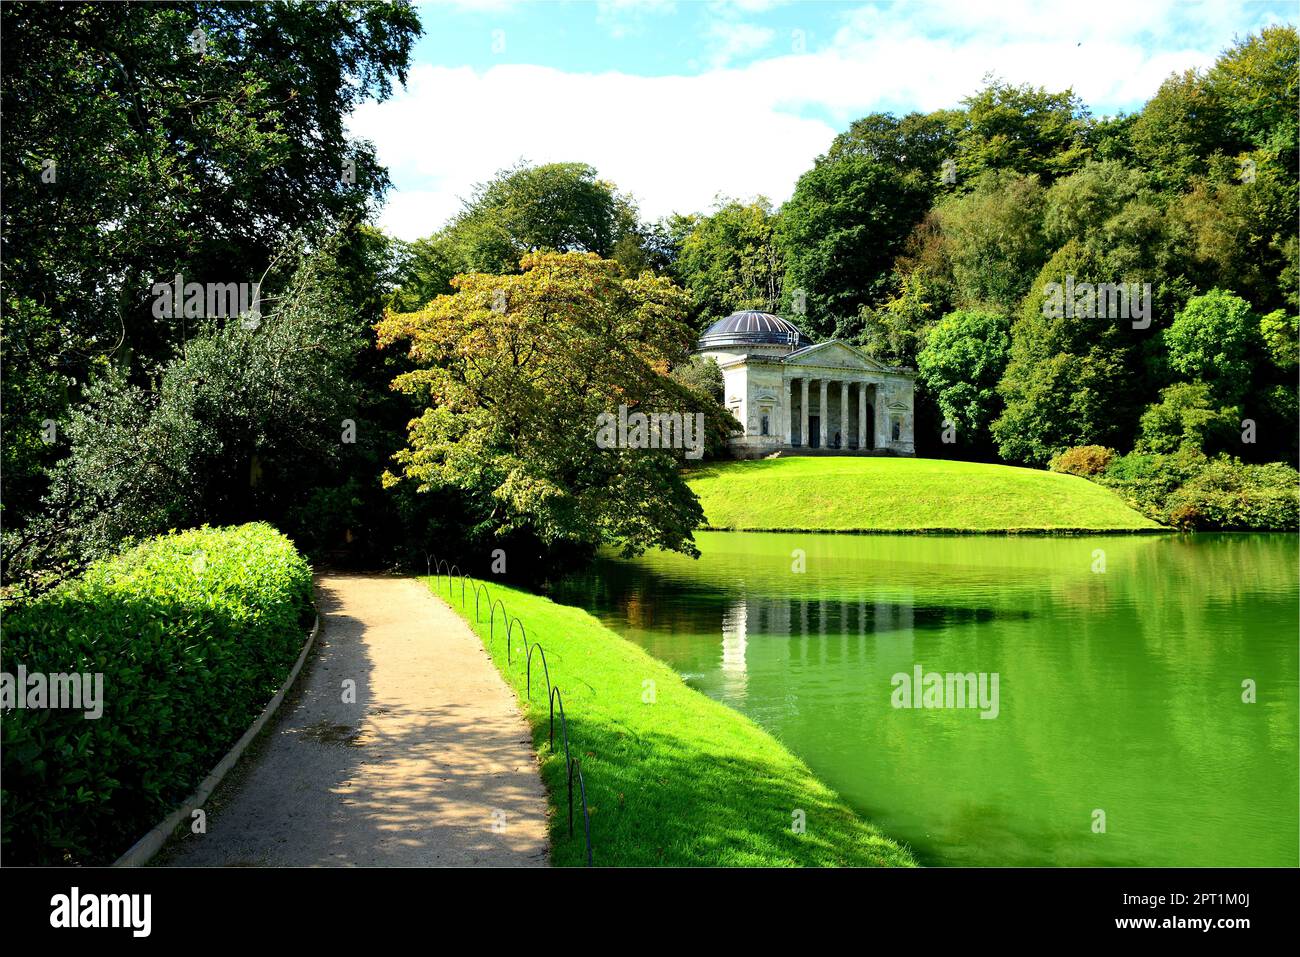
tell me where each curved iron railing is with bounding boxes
[473,581,492,623]
[426,555,593,866]
[506,617,526,667]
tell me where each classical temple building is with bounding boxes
[696,310,916,459]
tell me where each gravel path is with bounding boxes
[161,574,549,867]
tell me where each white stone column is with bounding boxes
[876,384,889,451]
[800,378,809,447]
[786,379,795,446]
[818,379,828,448]
[840,380,849,448]
[858,382,867,450]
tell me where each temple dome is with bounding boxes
[696,310,813,351]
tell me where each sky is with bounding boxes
[348,0,1297,241]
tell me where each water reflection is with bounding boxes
[550,532,1299,867]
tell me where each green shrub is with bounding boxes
[1165,459,1299,530]
[1,523,313,864]
[1048,445,1117,477]
[1099,450,1298,530]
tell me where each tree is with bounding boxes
[954,78,1091,183]
[1130,69,1233,190]
[5,242,364,586]
[1043,161,1152,248]
[1136,382,1241,455]
[0,0,420,530]
[916,310,1011,455]
[777,154,930,338]
[1207,26,1299,173]
[993,240,1150,464]
[376,253,737,561]
[1259,309,1299,369]
[937,170,1048,312]
[391,162,658,308]
[825,110,960,194]
[671,198,783,327]
[1164,289,1260,403]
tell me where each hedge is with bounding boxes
[1,523,314,865]
[1098,450,1299,531]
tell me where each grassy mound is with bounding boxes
[687,457,1163,532]
[429,574,914,867]
[1,523,314,865]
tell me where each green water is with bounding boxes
[551,532,1299,866]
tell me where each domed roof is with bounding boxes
[696,310,813,351]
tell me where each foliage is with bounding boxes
[992,240,1150,465]
[377,253,738,560]
[670,198,783,326]
[391,162,656,310]
[777,153,930,338]
[0,1,419,528]
[1,524,314,865]
[1259,309,1299,369]
[953,77,1091,183]
[4,242,364,588]
[1164,458,1299,530]
[1048,445,1117,478]
[1163,289,1261,403]
[1098,450,1298,531]
[1136,382,1241,455]
[915,310,1011,453]
[936,171,1048,312]
[671,355,724,403]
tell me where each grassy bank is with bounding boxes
[687,457,1163,532]
[427,575,915,867]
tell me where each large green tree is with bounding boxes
[777,154,930,338]
[377,253,736,562]
[916,310,1011,456]
[1,0,420,526]
[671,198,783,328]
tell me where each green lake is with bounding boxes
[551,532,1299,866]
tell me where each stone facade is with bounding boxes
[697,338,916,459]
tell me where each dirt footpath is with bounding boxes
[161,574,549,866]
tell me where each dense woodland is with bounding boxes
[2,3,1296,593]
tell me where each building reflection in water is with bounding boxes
[716,592,918,703]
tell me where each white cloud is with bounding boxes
[349,62,835,240]
[596,0,678,39]
[351,0,1280,240]
[707,21,776,67]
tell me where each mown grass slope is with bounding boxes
[428,575,915,867]
[687,457,1163,532]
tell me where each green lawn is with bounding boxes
[425,575,915,867]
[686,457,1164,532]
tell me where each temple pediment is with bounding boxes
[781,340,895,373]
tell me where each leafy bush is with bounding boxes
[1099,450,1298,530]
[1048,445,1117,477]
[1,523,314,865]
[1165,459,1299,530]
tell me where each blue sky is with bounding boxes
[350,0,1297,240]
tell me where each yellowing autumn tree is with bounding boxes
[376,252,736,558]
